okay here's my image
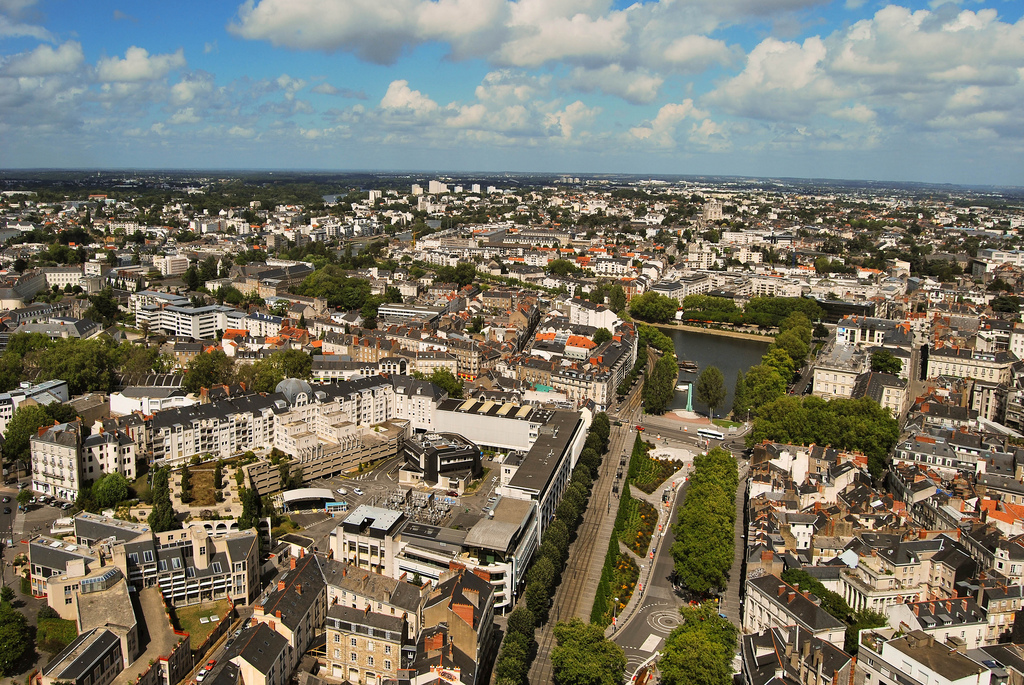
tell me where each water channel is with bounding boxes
[666,328,771,418]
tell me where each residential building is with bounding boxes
[858,628,994,685]
[743,574,846,648]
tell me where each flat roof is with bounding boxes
[506,410,582,493]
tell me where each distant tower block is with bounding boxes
[703,199,723,222]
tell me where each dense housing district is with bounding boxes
[0,172,1023,685]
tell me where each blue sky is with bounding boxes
[1,0,1022,185]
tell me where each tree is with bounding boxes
[214,461,224,490]
[771,329,809,364]
[762,347,795,381]
[551,618,626,685]
[3,404,51,464]
[0,587,12,605]
[180,463,193,504]
[732,370,748,420]
[870,350,903,375]
[427,368,464,399]
[16,489,30,509]
[593,328,613,346]
[813,322,829,340]
[182,264,201,291]
[183,350,234,393]
[85,288,121,327]
[629,292,678,323]
[846,609,887,654]
[642,353,678,415]
[658,605,737,685]
[547,259,579,277]
[608,285,627,314]
[0,602,29,676]
[238,486,263,530]
[742,364,787,416]
[695,366,727,418]
[92,473,129,509]
[782,569,852,622]
[506,606,536,636]
[148,468,180,532]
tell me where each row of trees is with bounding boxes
[657,604,738,685]
[494,414,613,685]
[670,447,738,594]
[148,467,181,533]
[732,311,816,420]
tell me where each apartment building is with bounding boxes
[927,346,1017,384]
[31,421,137,502]
[332,506,408,577]
[812,344,869,400]
[325,605,410,685]
[743,575,846,648]
[858,629,994,685]
[251,553,327,673]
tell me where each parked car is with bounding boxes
[2,508,10,515]
[336,488,348,496]
[352,487,364,496]
[1,496,9,503]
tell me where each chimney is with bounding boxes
[788,592,796,604]
[296,584,302,595]
[269,620,275,631]
[425,632,444,651]
[251,617,259,627]
[275,610,281,619]
[452,602,475,626]
[779,585,787,597]
[290,556,297,570]
[278,580,286,591]
[913,604,920,616]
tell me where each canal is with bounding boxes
[666,328,771,418]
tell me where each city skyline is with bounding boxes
[1,0,1023,186]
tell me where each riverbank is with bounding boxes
[646,321,772,343]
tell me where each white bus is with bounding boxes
[697,428,725,441]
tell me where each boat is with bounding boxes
[677,360,699,372]
[675,384,689,392]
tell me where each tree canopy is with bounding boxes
[550,618,626,685]
[870,350,903,375]
[148,467,180,532]
[671,448,737,594]
[629,292,679,323]
[659,604,738,685]
[748,395,899,478]
[183,350,235,393]
[695,366,727,417]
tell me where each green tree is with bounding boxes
[781,569,852,622]
[659,631,732,685]
[3,404,52,464]
[771,329,809,364]
[695,366,727,418]
[183,350,234,393]
[629,292,678,323]
[547,259,579,277]
[180,463,193,504]
[846,609,887,654]
[608,285,627,314]
[214,461,224,490]
[148,468,180,532]
[870,350,903,375]
[762,347,795,381]
[238,486,263,530]
[593,328,613,346]
[642,353,678,415]
[0,602,29,676]
[742,364,787,416]
[732,370,748,419]
[427,368,464,399]
[16,489,30,509]
[84,288,121,327]
[813,322,829,340]
[551,618,626,685]
[92,472,129,508]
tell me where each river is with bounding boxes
[666,328,770,418]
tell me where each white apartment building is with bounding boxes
[0,379,69,433]
[927,347,1017,384]
[813,344,869,400]
[31,421,137,501]
[155,255,190,277]
[40,267,84,289]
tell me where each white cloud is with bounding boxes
[661,35,733,70]
[831,104,876,123]
[565,65,663,105]
[543,100,599,138]
[380,79,438,115]
[168,107,200,125]
[204,41,218,54]
[228,125,255,137]
[96,46,186,82]
[170,74,214,105]
[2,41,83,76]
[311,83,339,95]
[629,100,708,147]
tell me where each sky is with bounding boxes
[1,0,1022,186]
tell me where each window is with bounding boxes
[211,562,222,573]
[367,656,374,667]
[143,550,154,563]
[384,660,392,671]
[334,648,341,658]
[384,645,392,655]
[350,637,357,647]
[65,597,73,605]
[334,634,341,643]
[367,641,374,653]
[350,653,357,663]
[172,557,182,569]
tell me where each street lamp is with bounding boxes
[613,597,620,629]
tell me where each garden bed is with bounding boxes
[630,440,682,494]
[618,497,658,555]
[591,549,639,628]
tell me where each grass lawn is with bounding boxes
[712,419,742,429]
[271,517,302,539]
[190,468,218,507]
[174,599,231,649]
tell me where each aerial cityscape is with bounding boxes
[3,1,1024,685]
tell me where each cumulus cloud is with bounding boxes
[544,100,599,139]
[311,83,368,98]
[565,65,663,105]
[2,41,83,76]
[380,79,438,115]
[661,35,734,70]
[96,46,186,82]
[629,100,708,147]
[168,107,200,125]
